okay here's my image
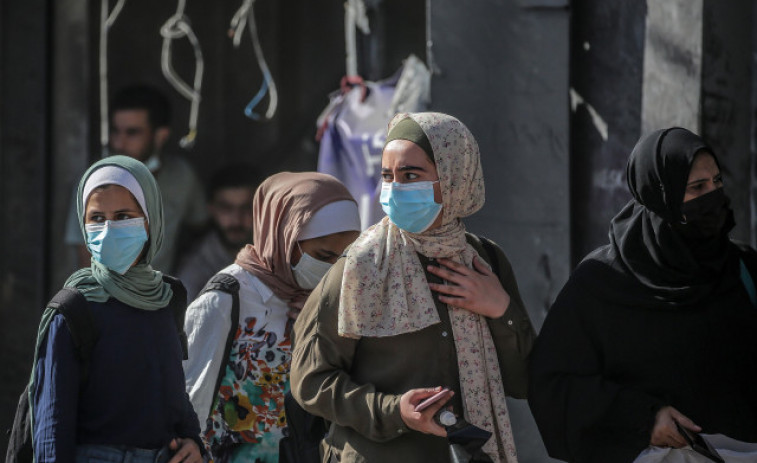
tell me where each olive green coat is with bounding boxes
[290,234,535,463]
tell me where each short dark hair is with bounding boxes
[207,163,264,202]
[111,84,171,129]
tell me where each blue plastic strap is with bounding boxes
[739,259,756,307]
[244,70,271,121]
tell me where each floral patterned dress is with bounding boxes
[189,266,293,463]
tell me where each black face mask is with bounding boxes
[671,188,734,269]
[677,188,733,240]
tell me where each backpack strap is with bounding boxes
[740,259,757,308]
[199,273,241,421]
[162,274,189,360]
[465,233,501,279]
[48,288,96,384]
[478,236,501,279]
[8,289,93,463]
[733,242,757,308]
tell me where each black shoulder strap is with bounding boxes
[48,288,97,384]
[478,236,501,279]
[6,382,33,463]
[465,233,501,279]
[199,273,240,420]
[7,289,93,463]
[162,274,189,360]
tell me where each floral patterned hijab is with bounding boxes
[339,112,517,463]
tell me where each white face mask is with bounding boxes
[292,249,333,290]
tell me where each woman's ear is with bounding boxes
[433,181,443,204]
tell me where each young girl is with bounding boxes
[32,155,202,463]
[183,172,361,462]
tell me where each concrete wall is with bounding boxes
[49,0,93,299]
[571,0,754,263]
[0,0,51,453]
[571,0,647,264]
[701,0,754,243]
[641,0,703,135]
[429,1,569,461]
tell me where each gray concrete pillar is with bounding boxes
[429,1,569,461]
[641,0,753,242]
[49,0,92,291]
[641,0,703,135]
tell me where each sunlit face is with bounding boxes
[292,230,360,266]
[85,184,148,268]
[381,139,443,229]
[209,186,255,249]
[85,184,146,225]
[683,152,723,203]
[109,109,160,162]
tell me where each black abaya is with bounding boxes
[528,128,757,462]
[529,244,757,462]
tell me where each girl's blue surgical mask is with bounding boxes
[85,217,148,274]
[380,181,442,233]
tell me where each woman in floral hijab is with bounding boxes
[291,112,535,463]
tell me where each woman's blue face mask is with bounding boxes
[380,181,442,233]
[85,218,148,274]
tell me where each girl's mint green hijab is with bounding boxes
[29,156,174,452]
[63,155,173,310]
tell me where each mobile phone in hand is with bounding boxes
[415,388,451,412]
[674,420,724,463]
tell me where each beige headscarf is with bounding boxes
[339,112,517,463]
[235,172,356,310]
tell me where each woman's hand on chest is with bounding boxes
[426,256,510,318]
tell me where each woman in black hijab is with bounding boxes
[528,127,757,462]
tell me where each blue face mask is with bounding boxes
[380,181,442,233]
[85,218,148,274]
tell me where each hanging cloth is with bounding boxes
[316,55,430,229]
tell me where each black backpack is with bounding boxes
[279,392,327,463]
[5,275,188,463]
[195,273,241,427]
[192,273,241,460]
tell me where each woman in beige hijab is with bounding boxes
[291,112,536,463]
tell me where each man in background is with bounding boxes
[65,84,207,273]
[177,163,262,300]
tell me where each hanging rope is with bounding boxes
[160,0,204,148]
[99,0,127,157]
[344,0,370,78]
[230,0,278,121]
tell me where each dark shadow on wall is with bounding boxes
[0,0,52,457]
[569,0,646,267]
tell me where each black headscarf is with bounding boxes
[589,127,737,307]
